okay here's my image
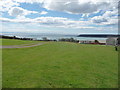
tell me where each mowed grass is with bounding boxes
[2,41,118,88]
[1,39,41,45]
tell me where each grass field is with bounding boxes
[2,39,118,88]
[1,39,40,45]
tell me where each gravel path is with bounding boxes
[0,42,47,49]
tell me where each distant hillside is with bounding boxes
[77,34,120,38]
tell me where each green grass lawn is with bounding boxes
[2,40,118,88]
[1,39,41,45]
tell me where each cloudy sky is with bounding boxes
[0,0,119,35]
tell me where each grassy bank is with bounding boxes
[1,39,41,45]
[2,40,118,88]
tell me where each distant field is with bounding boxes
[2,39,118,88]
[1,39,41,45]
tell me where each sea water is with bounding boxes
[1,32,107,41]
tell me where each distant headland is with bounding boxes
[77,34,120,38]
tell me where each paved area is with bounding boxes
[0,42,47,49]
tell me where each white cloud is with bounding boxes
[91,10,118,25]
[33,17,92,28]
[1,0,118,15]
[1,13,118,29]
[91,16,108,23]
[0,16,92,29]
[40,11,48,15]
[0,0,118,29]
[0,0,19,12]
[0,0,39,17]
[12,0,44,4]
[1,21,117,34]
[0,17,28,23]
[42,0,118,14]
[103,18,118,25]
[103,10,118,18]
[8,7,38,17]
[91,16,118,25]
[0,0,119,17]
